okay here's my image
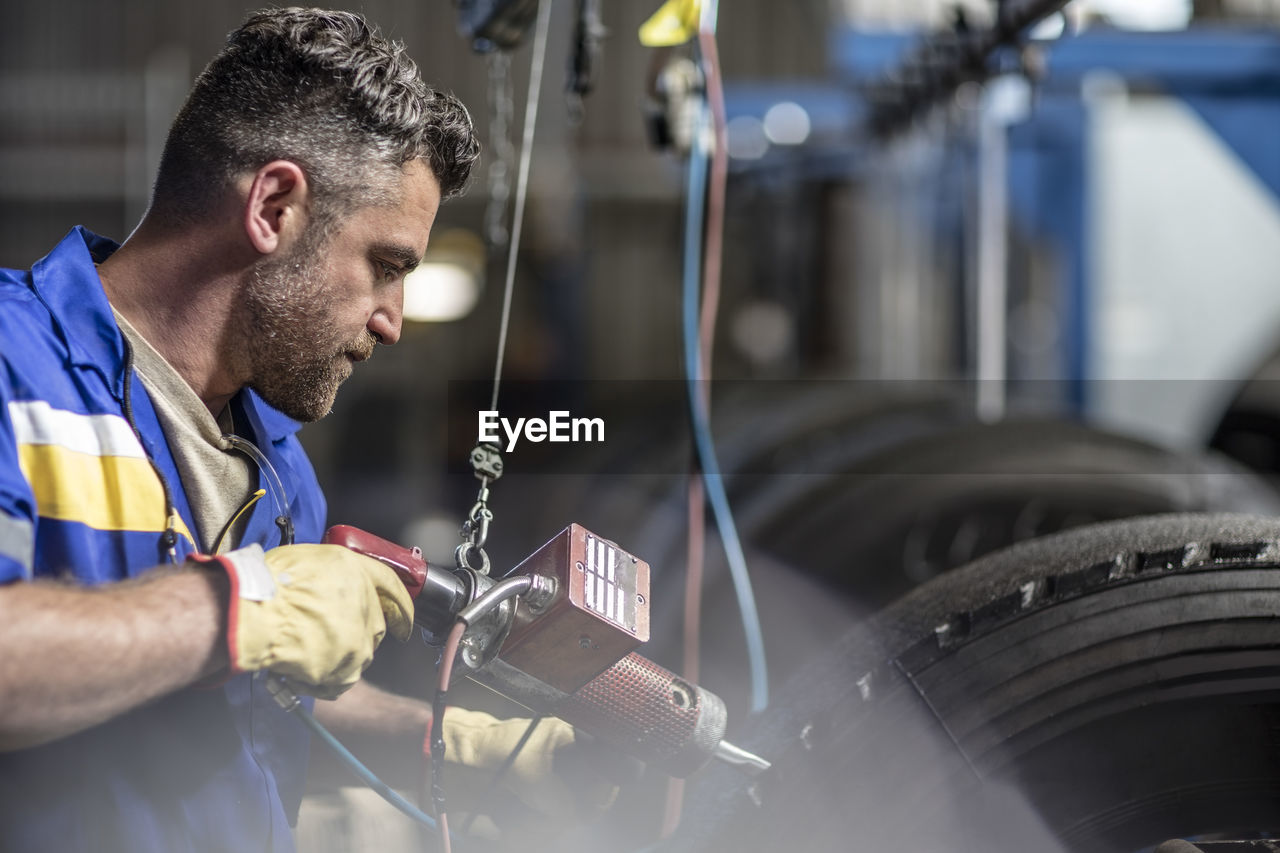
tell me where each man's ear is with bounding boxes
[243,160,309,255]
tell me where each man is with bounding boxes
[0,8,601,851]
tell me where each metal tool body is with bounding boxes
[322,523,768,779]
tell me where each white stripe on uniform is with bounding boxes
[8,400,147,459]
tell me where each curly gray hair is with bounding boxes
[151,7,478,228]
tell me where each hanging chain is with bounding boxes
[455,444,502,576]
[458,0,555,576]
[484,51,515,251]
[460,50,512,576]
[461,47,514,576]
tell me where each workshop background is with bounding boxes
[8,0,1280,850]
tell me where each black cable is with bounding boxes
[119,338,180,562]
[430,687,450,852]
[431,688,449,814]
[458,714,545,836]
[567,0,604,107]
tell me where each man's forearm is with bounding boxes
[308,680,433,791]
[0,568,229,750]
[312,679,431,739]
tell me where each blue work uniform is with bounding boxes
[0,227,325,853]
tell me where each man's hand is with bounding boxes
[432,708,620,826]
[191,543,414,698]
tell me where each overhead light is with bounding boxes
[402,228,485,323]
[731,299,793,366]
[1029,11,1066,40]
[1081,0,1191,30]
[763,102,811,146]
[401,512,466,564]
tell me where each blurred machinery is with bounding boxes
[714,20,1280,445]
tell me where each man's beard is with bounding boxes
[243,239,376,423]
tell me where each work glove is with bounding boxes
[427,708,621,830]
[190,543,414,698]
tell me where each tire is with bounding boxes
[641,421,1280,719]
[738,419,1280,609]
[541,407,1280,616]
[667,513,1280,853]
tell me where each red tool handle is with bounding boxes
[322,524,427,600]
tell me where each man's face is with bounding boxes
[244,159,441,422]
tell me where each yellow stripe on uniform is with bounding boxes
[9,400,197,545]
[17,443,195,544]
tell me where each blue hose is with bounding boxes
[681,103,769,714]
[291,701,442,830]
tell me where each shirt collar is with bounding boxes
[31,226,302,442]
[30,226,127,399]
[241,389,303,444]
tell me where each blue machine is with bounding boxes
[722,27,1280,441]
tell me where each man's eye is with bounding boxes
[376,260,399,280]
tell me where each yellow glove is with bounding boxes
[429,709,619,823]
[192,543,414,699]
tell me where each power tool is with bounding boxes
[323,523,770,778]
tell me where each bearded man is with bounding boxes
[0,8,604,851]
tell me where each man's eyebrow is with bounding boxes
[373,244,422,272]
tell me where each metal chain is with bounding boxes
[455,481,494,576]
[455,444,502,575]
[484,51,514,250]
[462,51,514,575]
[459,0,554,576]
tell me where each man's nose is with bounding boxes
[368,285,403,345]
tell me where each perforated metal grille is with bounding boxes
[556,652,711,776]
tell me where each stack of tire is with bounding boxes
[520,383,1280,853]
[669,513,1280,852]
